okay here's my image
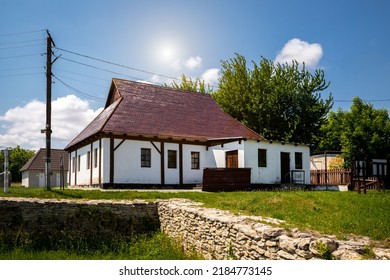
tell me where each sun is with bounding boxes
[159,43,175,62]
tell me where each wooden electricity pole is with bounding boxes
[42,30,56,191]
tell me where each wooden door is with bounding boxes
[226,150,238,168]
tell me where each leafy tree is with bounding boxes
[165,74,214,94]
[317,97,390,166]
[213,54,333,144]
[0,146,35,182]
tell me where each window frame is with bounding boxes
[167,150,177,169]
[258,149,267,167]
[295,152,303,169]
[141,148,151,168]
[191,151,200,170]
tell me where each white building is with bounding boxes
[20,149,68,187]
[65,79,310,189]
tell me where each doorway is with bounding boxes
[39,173,45,187]
[226,150,238,168]
[280,152,290,183]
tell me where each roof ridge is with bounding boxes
[112,78,213,97]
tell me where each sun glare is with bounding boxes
[159,43,175,61]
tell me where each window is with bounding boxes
[191,152,200,169]
[141,148,151,167]
[77,155,81,172]
[168,150,177,169]
[94,148,98,168]
[258,149,267,167]
[87,151,91,170]
[295,152,302,169]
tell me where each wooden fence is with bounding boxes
[310,169,351,186]
[311,169,387,190]
[202,168,251,192]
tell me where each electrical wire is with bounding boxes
[0,66,42,72]
[0,43,45,50]
[0,53,42,60]
[58,56,153,83]
[53,74,106,102]
[0,39,45,45]
[334,99,390,103]
[0,72,44,78]
[55,47,181,82]
[55,68,109,82]
[54,73,107,88]
[0,29,46,37]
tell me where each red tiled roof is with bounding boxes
[65,79,264,150]
[20,149,69,172]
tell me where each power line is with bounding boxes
[53,74,106,102]
[55,73,107,88]
[0,29,46,37]
[0,39,45,45]
[0,66,42,72]
[334,99,390,103]
[0,72,43,78]
[0,53,42,60]
[0,43,45,50]
[55,47,181,82]
[56,68,109,82]
[58,56,151,82]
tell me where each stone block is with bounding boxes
[277,250,296,260]
[278,235,297,253]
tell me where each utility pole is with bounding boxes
[3,148,9,193]
[41,30,56,191]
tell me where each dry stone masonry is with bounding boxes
[0,197,389,260]
[0,197,159,236]
[157,199,390,260]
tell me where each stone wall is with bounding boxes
[0,197,159,236]
[0,197,389,260]
[157,199,390,260]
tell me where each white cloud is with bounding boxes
[0,95,102,150]
[274,38,323,68]
[170,56,203,71]
[201,68,220,85]
[170,58,182,71]
[184,56,202,70]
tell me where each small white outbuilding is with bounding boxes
[20,148,68,187]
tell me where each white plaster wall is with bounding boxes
[73,145,91,185]
[101,138,110,184]
[182,144,207,184]
[245,140,310,184]
[114,140,161,184]
[70,137,310,186]
[164,143,180,184]
[114,141,207,185]
[21,171,29,187]
[208,141,245,168]
[69,139,106,186]
[90,140,100,184]
[69,150,76,186]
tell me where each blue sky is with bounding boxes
[1,0,389,150]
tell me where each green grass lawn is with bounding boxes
[0,231,201,260]
[1,185,390,242]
